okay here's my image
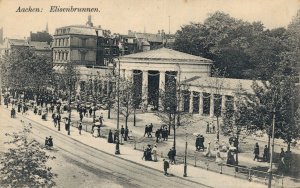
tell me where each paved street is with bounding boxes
[0,105,268,188]
[0,107,209,188]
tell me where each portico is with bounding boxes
[118,48,213,109]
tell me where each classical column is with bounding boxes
[180,92,184,111]
[199,92,203,115]
[209,94,214,117]
[189,92,193,113]
[159,71,165,108]
[159,71,165,91]
[124,69,133,80]
[221,95,226,116]
[142,70,148,106]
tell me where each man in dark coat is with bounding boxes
[155,129,160,143]
[144,125,148,137]
[253,143,260,161]
[48,136,53,147]
[163,159,170,175]
[108,130,113,143]
[78,122,82,135]
[263,145,269,162]
[148,123,153,137]
[124,127,129,141]
[121,125,125,138]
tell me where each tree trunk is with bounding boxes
[108,104,111,119]
[287,142,291,152]
[168,113,171,135]
[217,115,220,143]
[133,108,136,126]
[125,116,128,129]
[235,132,239,172]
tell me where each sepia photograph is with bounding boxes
[0,0,299,187]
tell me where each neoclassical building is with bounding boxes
[118,47,255,117]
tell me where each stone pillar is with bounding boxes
[159,71,165,108]
[142,70,148,106]
[221,95,226,115]
[199,92,203,115]
[209,94,214,117]
[189,92,193,113]
[159,71,165,91]
[179,92,184,112]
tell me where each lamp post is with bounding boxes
[115,57,121,155]
[68,77,72,136]
[268,107,276,188]
[183,125,188,177]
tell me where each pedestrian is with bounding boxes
[212,124,215,133]
[57,114,61,128]
[79,112,83,122]
[45,137,49,147]
[167,149,173,164]
[280,148,285,165]
[99,116,104,126]
[114,130,118,143]
[34,106,38,115]
[163,159,170,175]
[206,122,210,133]
[155,129,160,143]
[48,136,53,147]
[121,125,125,138]
[148,123,153,137]
[108,129,113,143]
[97,124,101,137]
[253,143,260,161]
[83,107,87,117]
[144,125,148,137]
[204,142,212,157]
[89,108,92,117]
[78,122,82,135]
[152,144,158,162]
[146,144,152,161]
[263,145,269,162]
[124,127,129,141]
[142,148,147,160]
[11,108,15,118]
[171,147,176,164]
[215,148,223,165]
[226,149,235,165]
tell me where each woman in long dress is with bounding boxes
[204,142,211,157]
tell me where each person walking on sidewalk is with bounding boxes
[152,144,158,162]
[108,130,113,143]
[253,143,260,161]
[148,123,153,137]
[163,159,170,175]
[121,125,125,138]
[144,125,148,137]
[78,122,82,135]
[124,127,129,141]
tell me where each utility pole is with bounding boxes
[268,107,276,188]
[115,58,121,155]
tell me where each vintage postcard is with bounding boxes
[0,0,299,187]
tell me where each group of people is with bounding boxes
[253,143,270,162]
[144,123,154,137]
[45,136,54,148]
[206,122,216,134]
[142,144,158,161]
[154,125,169,143]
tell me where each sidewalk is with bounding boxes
[1,106,267,188]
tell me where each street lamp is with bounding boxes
[183,125,188,177]
[115,57,121,155]
[268,107,276,188]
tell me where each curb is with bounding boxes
[1,106,212,188]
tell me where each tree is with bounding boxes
[0,124,56,187]
[222,84,252,171]
[0,48,53,97]
[155,74,193,149]
[115,78,135,129]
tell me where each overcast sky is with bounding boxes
[0,0,299,39]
